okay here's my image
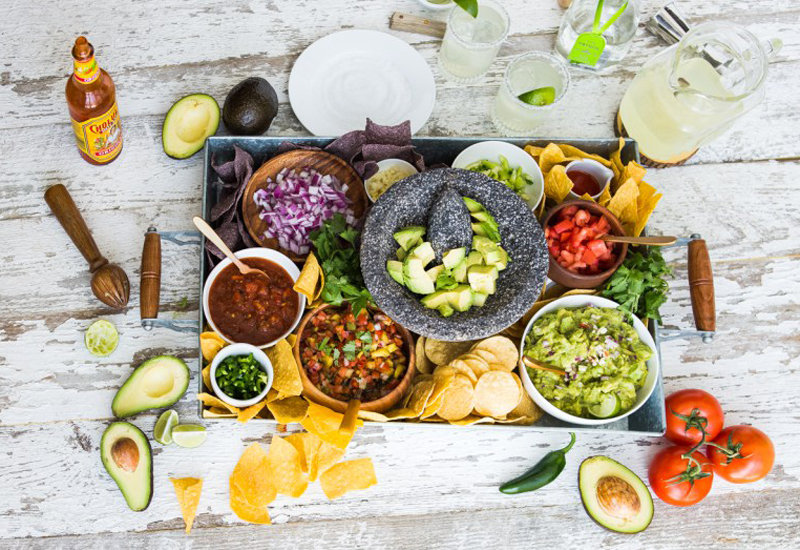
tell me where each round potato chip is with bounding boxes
[460,353,490,378]
[437,375,475,422]
[415,336,435,374]
[430,366,456,403]
[510,372,524,408]
[448,359,477,385]
[424,339,475,366]
[472,336,519,372]
[403,374,432,408]
[508,387,543,422]
[473,371,520,418]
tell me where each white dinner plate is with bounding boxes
[289,30,436,136]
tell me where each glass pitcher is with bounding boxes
[618,22,781,165]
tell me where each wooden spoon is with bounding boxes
[522,355,567,377]
[192,217,269,280]
[339,399,361,436]
[600,235,677,246]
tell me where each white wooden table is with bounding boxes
[1,0,799,547]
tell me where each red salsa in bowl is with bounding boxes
[299,307,408,402]
[208,257,300,346]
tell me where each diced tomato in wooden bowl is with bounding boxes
[541,200,628,289]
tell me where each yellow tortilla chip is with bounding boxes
[610,137,626,184]
[320,458,377,500]
[306,401,363,434]
[437,375,475,421]
[265,388,281,403]
[203,407,236,418]
[357,410,390,422]
[415,336,435,374]
[284,432,315,473]
[473,371,520,418]
[621,160,647,185]
[448,415,495,426]
[200,331,227,362]
[201,365,212,392]
[170,477,202,534]
[634,192,662,237]
[606,178,639,222]
[424,339,475,366]
[544,165,573,202]
[293,252,324,301]
[557,144,612,167]
[287,333,297,347]
[579,193,596,202]
[524,144,544,162]
[266,396,309,424]
[197,392,239,414]
[267,436,308,498]
[300,417,354,449]
[620,200,639,224]
[538,143,567,174]
[230,478,271,525]
[265,339,303,397]
[309,440,345,482]
[597,185,613,207]
[237,400,268,423]
[231,443,276,508]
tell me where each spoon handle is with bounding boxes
[192,216,248,271]
[44,184,108,272]
[522,356,567,376]
[601,235,677,246]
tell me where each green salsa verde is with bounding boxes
[524,306,651,418]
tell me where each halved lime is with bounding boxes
[517,86,556,106]
[172,424,207,448]
[154,409,179,445]
[85,320,119,357]
[588,394,621,419]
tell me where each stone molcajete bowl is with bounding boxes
[360,168,548,341]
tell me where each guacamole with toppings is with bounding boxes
[524,306,651,418]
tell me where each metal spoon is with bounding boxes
[600,235,677,246]
[192,217,269,280]
[522,355,567,377]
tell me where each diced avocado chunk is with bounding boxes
[452,259,468,283]
[472,235,495,255]
[393,226,426,251]
[466,251,483,267]
[421,290,450,309]
[468,265,498,295]
[442,247,466,270]
[438,303,455,318]
[404,258,435,294]
[396,247,407,261]
[408,242,435,267]
[471,222,487,237]
[471,210,493,223]
[472,291,489,307]
[463,197,483,213]
[387,260,405,285]
[483,247,505,267]
[448,285,474,312]
[426,264,444,282]
[496,248,509,270]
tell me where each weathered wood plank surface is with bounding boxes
[1,0,799,547]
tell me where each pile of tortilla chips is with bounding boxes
[229,407,376,524]
[361,336,542,426]
[171,477,203,534]
[525,139,662,237]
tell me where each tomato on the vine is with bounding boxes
[707,426,775,483]
[664,389,724,445]
[649,446,714,506]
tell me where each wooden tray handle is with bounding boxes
[44,184,107,273]
[140,228,161,322]
[688,239,715,332]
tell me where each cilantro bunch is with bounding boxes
[310,214,373,316]
[602,247,673,322]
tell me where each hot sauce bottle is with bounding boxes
[66,37,123,165]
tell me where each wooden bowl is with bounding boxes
[242,150,368,262]
[292,304,416,413]
[541,200,628,289]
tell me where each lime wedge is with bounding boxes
[172,424,207,448]
[517,86,556,106]
[154,409,179,445]
[588,394,621,419]
[85,320,119,357]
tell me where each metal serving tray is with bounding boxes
[197,136,667,436]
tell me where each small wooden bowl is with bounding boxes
[242,149,368,262]
[542,200,628,289]
[292,304,416,413]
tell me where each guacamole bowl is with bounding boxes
[518,295,659,426]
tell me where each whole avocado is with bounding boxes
[223,77,279,135]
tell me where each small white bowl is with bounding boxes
[210,343,273,408]
[365,159,419,203]
[452,141,544,210]
[202,247,306,348]
[566,159,614,200]
[414,0,455,11]
[518,295,660,426]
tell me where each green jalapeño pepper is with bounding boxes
[499,432,576,494]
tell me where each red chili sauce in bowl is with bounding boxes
[208,258,299,346]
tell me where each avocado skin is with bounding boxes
[223,77,279,135]
[111,355,190,418]
[100,422,153,512]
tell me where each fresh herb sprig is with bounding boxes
[601,247,672,322]
[310,214,373,316]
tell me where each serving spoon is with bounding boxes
[522,355,567,377]
[192,217,270,280]
[600,234,677,246]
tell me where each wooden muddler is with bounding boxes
[688,239,715,332]
[140,228,161,325]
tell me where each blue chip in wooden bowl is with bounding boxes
[360,168,548,341]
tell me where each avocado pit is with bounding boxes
[596,475,641,520]
[111,437,140,472]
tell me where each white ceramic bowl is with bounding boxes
[566,158,614,200]
[365,158,419,202]
[517,295,660,426]
[414,0,455,11]
[202,247,306,348]
[451,141,544,210]
[210,343,273,408]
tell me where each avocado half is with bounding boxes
[112,355,189,418]
[579,456,654,534]
[100,422,153,512]
[162,94,220,159]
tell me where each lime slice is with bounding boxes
[85,320,119,357]
[172,424,207,448]
[154,410,179,445]
[588,394,621,419]
[517,86,556,106]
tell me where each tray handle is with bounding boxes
[688,239,715,332]
[140,227,161,326]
